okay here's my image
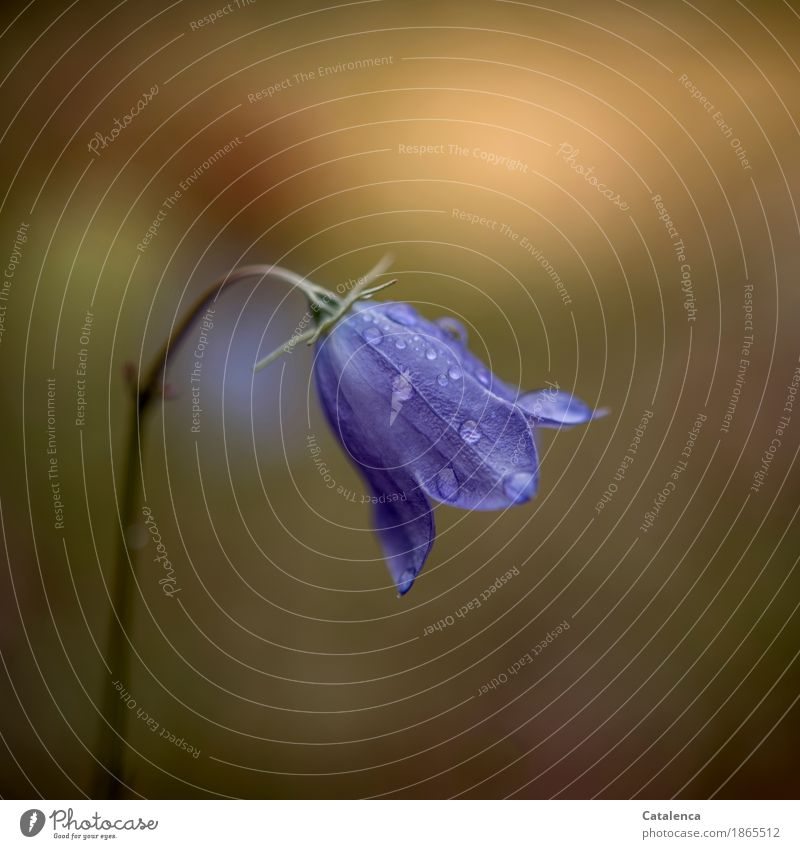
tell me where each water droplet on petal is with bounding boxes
[364,326,382,345]
[397,568,416,594]
[362,312,373,323]
[436,467,459,500]
[503,471,537,504]
[448,365,462,380]
[425,347,437,360]
[437,317,468,344]
[394,337,407,349]
[437,373,448,387]
[387,304,417,326]
[459,420,482,444]
[477,370,490,386]
[391,372,413,401]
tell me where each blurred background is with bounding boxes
[0,0,798,799]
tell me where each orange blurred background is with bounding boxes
[0,0,798,799]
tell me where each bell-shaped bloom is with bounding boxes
[313,301,603,595]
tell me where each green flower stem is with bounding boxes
[96,262,340,798]
[252,254,397,371]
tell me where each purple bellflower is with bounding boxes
[254,257,604,596]
[312,301,603,596]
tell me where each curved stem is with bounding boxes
[139,264,335,407]
[96,263,328,798]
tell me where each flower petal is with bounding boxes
[312,301,601,594]
[403,385,540,511]
[313,330,435,594]
[429,312,517,401]
[314,305,540,513]
[362,466,435,595]
[518,388,604,427]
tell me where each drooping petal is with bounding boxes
[518,388,605,428]
[313,322,435,593]
[386,366,539,511]
[362,466,435,595]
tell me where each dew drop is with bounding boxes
[477,370,490,386]
[391,372,413,401]
[437,317,468,344]
[436,467,459,500]
[425,347,437,361]
[397,569,416,595]
[437,373,448,387]
[448,365,462,380]
[364,326,382,345]
[503,471,537,504]
[394,337,407,350]
[459,420,482,444]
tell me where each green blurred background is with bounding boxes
[0,0,798,799]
